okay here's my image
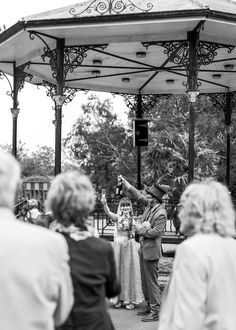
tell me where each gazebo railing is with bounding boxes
[14,193,184,244]
[90,198,184,243]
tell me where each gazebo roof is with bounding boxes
[23,0,236,20]
[1,0,236,94]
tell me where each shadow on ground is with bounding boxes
[109,302,159,330]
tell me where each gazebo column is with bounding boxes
[225,92,232,186]
[4,62,32,159]
[186,31,199,182]
[11,63,20,158]
[29,30,91,176]
[53,39,65,176]
[205,91,236,187]
[11,108,19,158]
[136,93,143,189]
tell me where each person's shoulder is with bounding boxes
[16,220,66,246]
[152,204,167,216]
[176,234,213,255]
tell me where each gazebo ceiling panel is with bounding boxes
[200,19,236,45]
[25,18,202,45]
[5,36,236,95]
[0,30,56,65]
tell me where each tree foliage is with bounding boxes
[63,93,236,200]
[139,95,233,198]
[2,92,234,202]
[64,94,136,193]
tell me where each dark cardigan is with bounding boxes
[57,235,120,330]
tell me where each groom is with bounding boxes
[119,175,167,322]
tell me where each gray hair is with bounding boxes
[0,150,21,209]
[179,180,235,237]
[46,171,96,227]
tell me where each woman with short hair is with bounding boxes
[46,171,120,330]
[158,179,236,330]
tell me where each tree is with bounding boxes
[64,94,136,193]
[126,94,229,199]
[20,146,55,178]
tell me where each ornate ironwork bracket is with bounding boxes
[63,45,107,79]
[0,62,32,102]
[15,62,33,95]
[142,40,235,96]
[69,0,153,17]
[121,93,168,113]
[30,30,108,81]
[40,46,91,80]
[142,40,234,69]
[204,91,236,126]
[40,80,78,106]
[0,70,13,99]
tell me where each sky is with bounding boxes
[0,1,128,151]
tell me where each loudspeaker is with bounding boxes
[133,119,148,146]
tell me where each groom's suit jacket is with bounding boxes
[128,186,167,260]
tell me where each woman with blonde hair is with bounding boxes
[159,179,236,330]
[46,171,120,330]
[101,195,143,310]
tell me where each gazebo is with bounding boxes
[0,0,236,187]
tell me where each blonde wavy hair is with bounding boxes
[46,171,96,228]
[179,180,235,237]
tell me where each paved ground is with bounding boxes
[108,247,176,329]
[109,302,159,330]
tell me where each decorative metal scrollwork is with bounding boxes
[142,41,235,69]
[197,41,234,66]
[63,87,78,105]
[15,62,33,93]
[143,41,188,66]
[41,48,57,79]
[204,92,236,126]
[121,93,165,113]
[1,62,33,102]
[64,45,107,77]
[204,93,227,112]
[0,70,13,98]
[64,47,88,77]
[69,0,153,17]
[121,94,137,110]
[41,44,107,80]
[142,95,161,112]
[41,80,77,106]
[41,80,57,99]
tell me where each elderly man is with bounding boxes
[119,175,167,322]
[0,151,73,330]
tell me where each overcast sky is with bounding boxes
[0,1,128,151]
